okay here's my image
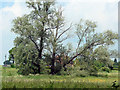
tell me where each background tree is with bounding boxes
[113,58,118,69]
[9,47,15,64]
[93,46,113,67]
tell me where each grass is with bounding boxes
[2,67,119,88]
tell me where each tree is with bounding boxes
[10,0,118,75]
[11,0,60,74]
[113,58,118,69]
[45,7,72,74]
[114,58,117,63]
[93,46,114,69]
[63,19,118,69]
[9,47,15,64]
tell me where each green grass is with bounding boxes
[2,67,119,88]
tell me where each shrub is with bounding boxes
[40,60,50,74]
[67,66,90,77]
[58,68,69,75]
[101,67,110,73]
[88,65,99,76]
[11,64,15,68]
[17,67,30,75]
[75,70,89,77]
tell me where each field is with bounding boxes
[2,67,119,88]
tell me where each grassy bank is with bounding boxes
[2,67,119,88]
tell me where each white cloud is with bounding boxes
[2,2,30,17]
[0,1,30,64]
[63,1,118,33]
[61,1,118,51]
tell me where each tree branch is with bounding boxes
[76,26,89,53]
[57,35,69,43]
[63,39,101,67]
[56,24,72,40]
[28,36,40,52]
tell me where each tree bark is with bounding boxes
[37,36,44,74]
[39,36,44,59]
[51,51,55,75]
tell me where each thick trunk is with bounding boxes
[51,52,55,75]
[37,53,41,74]
[37,36,44,74]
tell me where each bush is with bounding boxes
[58,66,98,77]
[17,59,51,75]
[17,67,30,75]
[11,64,15,68]
[40,60,50,74]
[58,68,69,75]
[75,70,89,77]
[88,65,99,76]
[101,67,110,73]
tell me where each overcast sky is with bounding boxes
[0,0,119,65]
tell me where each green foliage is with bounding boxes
[75,70,89,77]
[39,60,50,74]
[9,47,15,64]
[10,0,118,76]
[100,67,111,73]
[11,64,15,68]
[71,67,90,77]
[113,58,118,69]
[58,68,69,75]
[94,60,103,69]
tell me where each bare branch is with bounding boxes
[76,26,89,52]
[57,36,69,43]
[63,39,101,67]
[57,23,72,40]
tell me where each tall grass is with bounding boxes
[2,67,119,88]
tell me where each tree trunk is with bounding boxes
[39,37,43,59]
[37,36,44,74]
[51,52,55,75]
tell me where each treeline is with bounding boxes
[8,0,118,76]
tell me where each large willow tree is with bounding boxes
[11,0,71,75]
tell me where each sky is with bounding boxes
[0,0,119,65]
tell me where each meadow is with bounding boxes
[2,67,119,89]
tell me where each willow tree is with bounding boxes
[11,0,62,74]
[63,19,118,69]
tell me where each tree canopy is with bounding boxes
[10,0,118,75]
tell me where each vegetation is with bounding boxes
[2,0,119,89]
[2,67,119,88]
[8,0,118,76]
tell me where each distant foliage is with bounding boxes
[11,64,15,68]
[100,67,110,73]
